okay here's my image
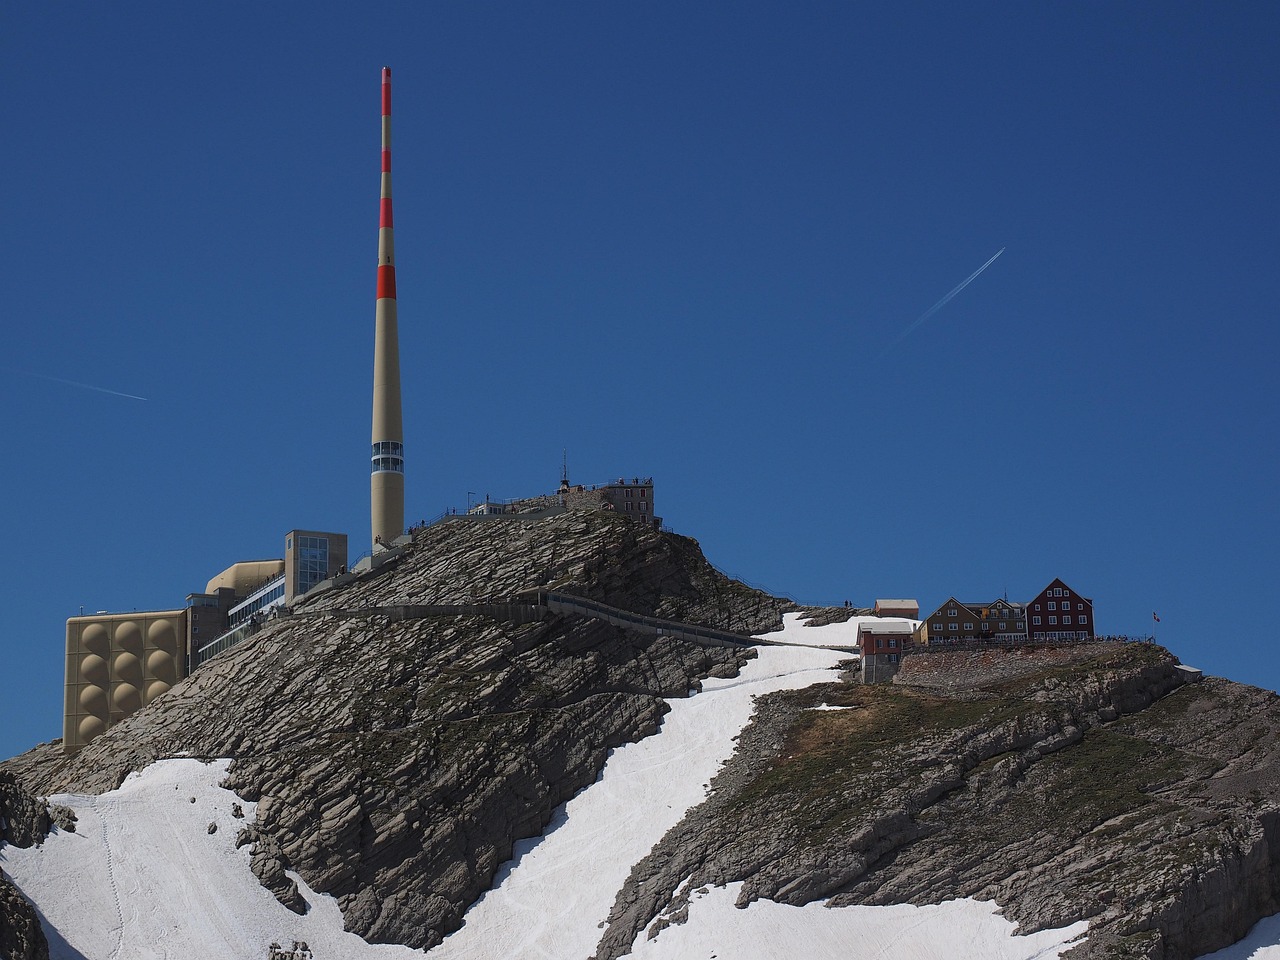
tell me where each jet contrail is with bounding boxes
[879,247,1006,359]
[14,370,150,401]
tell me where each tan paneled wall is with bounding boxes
[63,610,188,755]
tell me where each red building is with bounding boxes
[1026,578,1094,641]
[860,621,915,683]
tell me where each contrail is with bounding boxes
[878,247,1006,359]
[13,370,150,401]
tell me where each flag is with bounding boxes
[1153,612,1161,623]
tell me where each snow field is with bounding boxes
[1,759,418,960]
[629,882,1090,960]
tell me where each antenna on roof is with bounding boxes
[559,449,570,494]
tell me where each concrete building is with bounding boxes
[64,530,346,754]
[63,609,187,754]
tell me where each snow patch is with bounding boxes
[629,882,1089,960]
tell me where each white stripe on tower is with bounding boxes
[371,65,405,546]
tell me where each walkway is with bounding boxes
[280,590,861,654]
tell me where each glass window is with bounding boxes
[1049,616,1058,625]
[1033,616,1041,625]
[1048,601,1056,611]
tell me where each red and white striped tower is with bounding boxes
[370,65,405,546]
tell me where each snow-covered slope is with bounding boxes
[9,613,1235,960]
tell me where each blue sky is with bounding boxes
[2,2,1277,762]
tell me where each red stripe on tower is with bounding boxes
[382,67,391,115]
[380,197,393,229]
[377,264,397,300]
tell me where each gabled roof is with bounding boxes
[923,597,981,621]
[1030,577,1093,604]
[965,600,1026,618]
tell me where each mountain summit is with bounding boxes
[3,512,1280,960]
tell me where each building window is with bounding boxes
[964,623,973,630]
[640,488,646,499]
[625,501,632,511]
[1062,615,1072,624]
[1049,616,1057,625]
[889,638,897,648]
[1033,616,1041,625]
[1017,621,1025,629]
[1054,588,1062,596]
[640,501,648,512]
[933,621,942,630]
[999,622,1007,630]
[1033,603,1040,611]
[626,489,632,498]
[1047,601,1056,611]
[948,608,958,616]
[948,623,958,631]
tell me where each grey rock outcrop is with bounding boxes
[2,512,780,950]
[0,772,51,960]
[593,642,1280,960]
[7,511,1280,960]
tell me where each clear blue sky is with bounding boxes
[3,2,1277,762]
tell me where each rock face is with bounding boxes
[593,642,1280,960]
[6,513,1280,960]
[0,773,51,960]
[2,513,782,951]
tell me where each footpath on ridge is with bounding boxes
[279,589,863,654]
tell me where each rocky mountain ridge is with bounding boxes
[3,513,780,952]
[4,512,1280,960]
[595,642,1280,960]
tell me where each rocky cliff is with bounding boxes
[0,774,50,960]
[4,513,1280,960]
[594,642,1280,960]
[2,512,783,951]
